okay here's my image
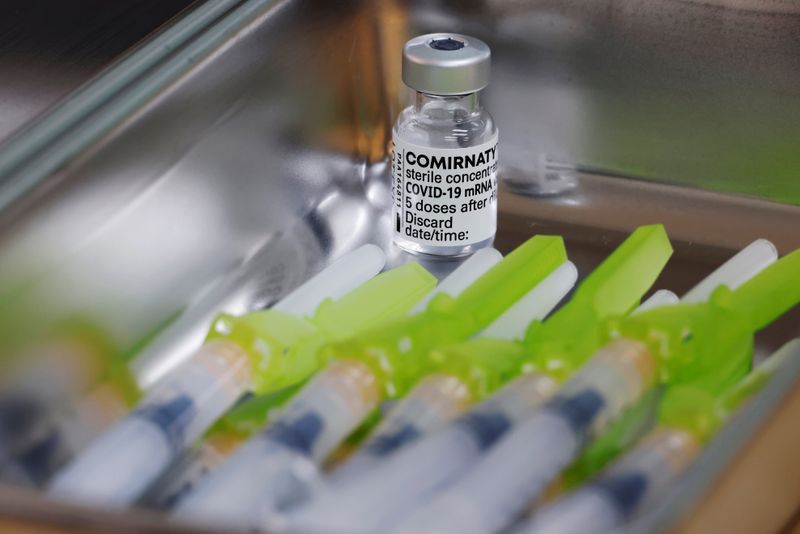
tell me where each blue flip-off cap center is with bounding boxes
[430,37,465,51]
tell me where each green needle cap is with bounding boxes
[569,248,800,484]
[619,247,800,395]
[207,262,437,394]
[717,337,800,418]
[660,338,800,443]
[728,249,800,331]
[658,386,722,442]
[322,235,567,397]
[524,224,673,381]
[427,338,527,399]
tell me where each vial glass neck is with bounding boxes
[414,91,480,116]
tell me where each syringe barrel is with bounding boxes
[398,340,655,533]
[332,373,471,484]
[175,359,379,528]
[48,340,249,506]
[515,489,623,534]
[519,426,699,534]
[290,372,557,533]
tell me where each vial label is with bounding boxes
[391,132,498,248]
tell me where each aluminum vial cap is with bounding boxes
[402,33,491,95]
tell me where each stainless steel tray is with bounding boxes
[0,1,797,532]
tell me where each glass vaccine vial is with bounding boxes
[392,33,498,257]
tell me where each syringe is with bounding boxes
[0,320,117,469]
[142,249,503,511]
[328,261,578,485]
[516,337,800,534]
[139,249,504,512]
[47,339,250,507]
[47,245,436,507]
[395,339,657,534]
[515,426,699,534]
[0,381,129,488]
[289,225,673,533]
[173,236,567,530]
[397,247,800,534]
[567,238,778,484]
[140,385,300,510]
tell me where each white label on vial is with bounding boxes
[391,132,498,247]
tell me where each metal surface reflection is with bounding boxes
[0,0,197,145]
[406,0,800,204]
